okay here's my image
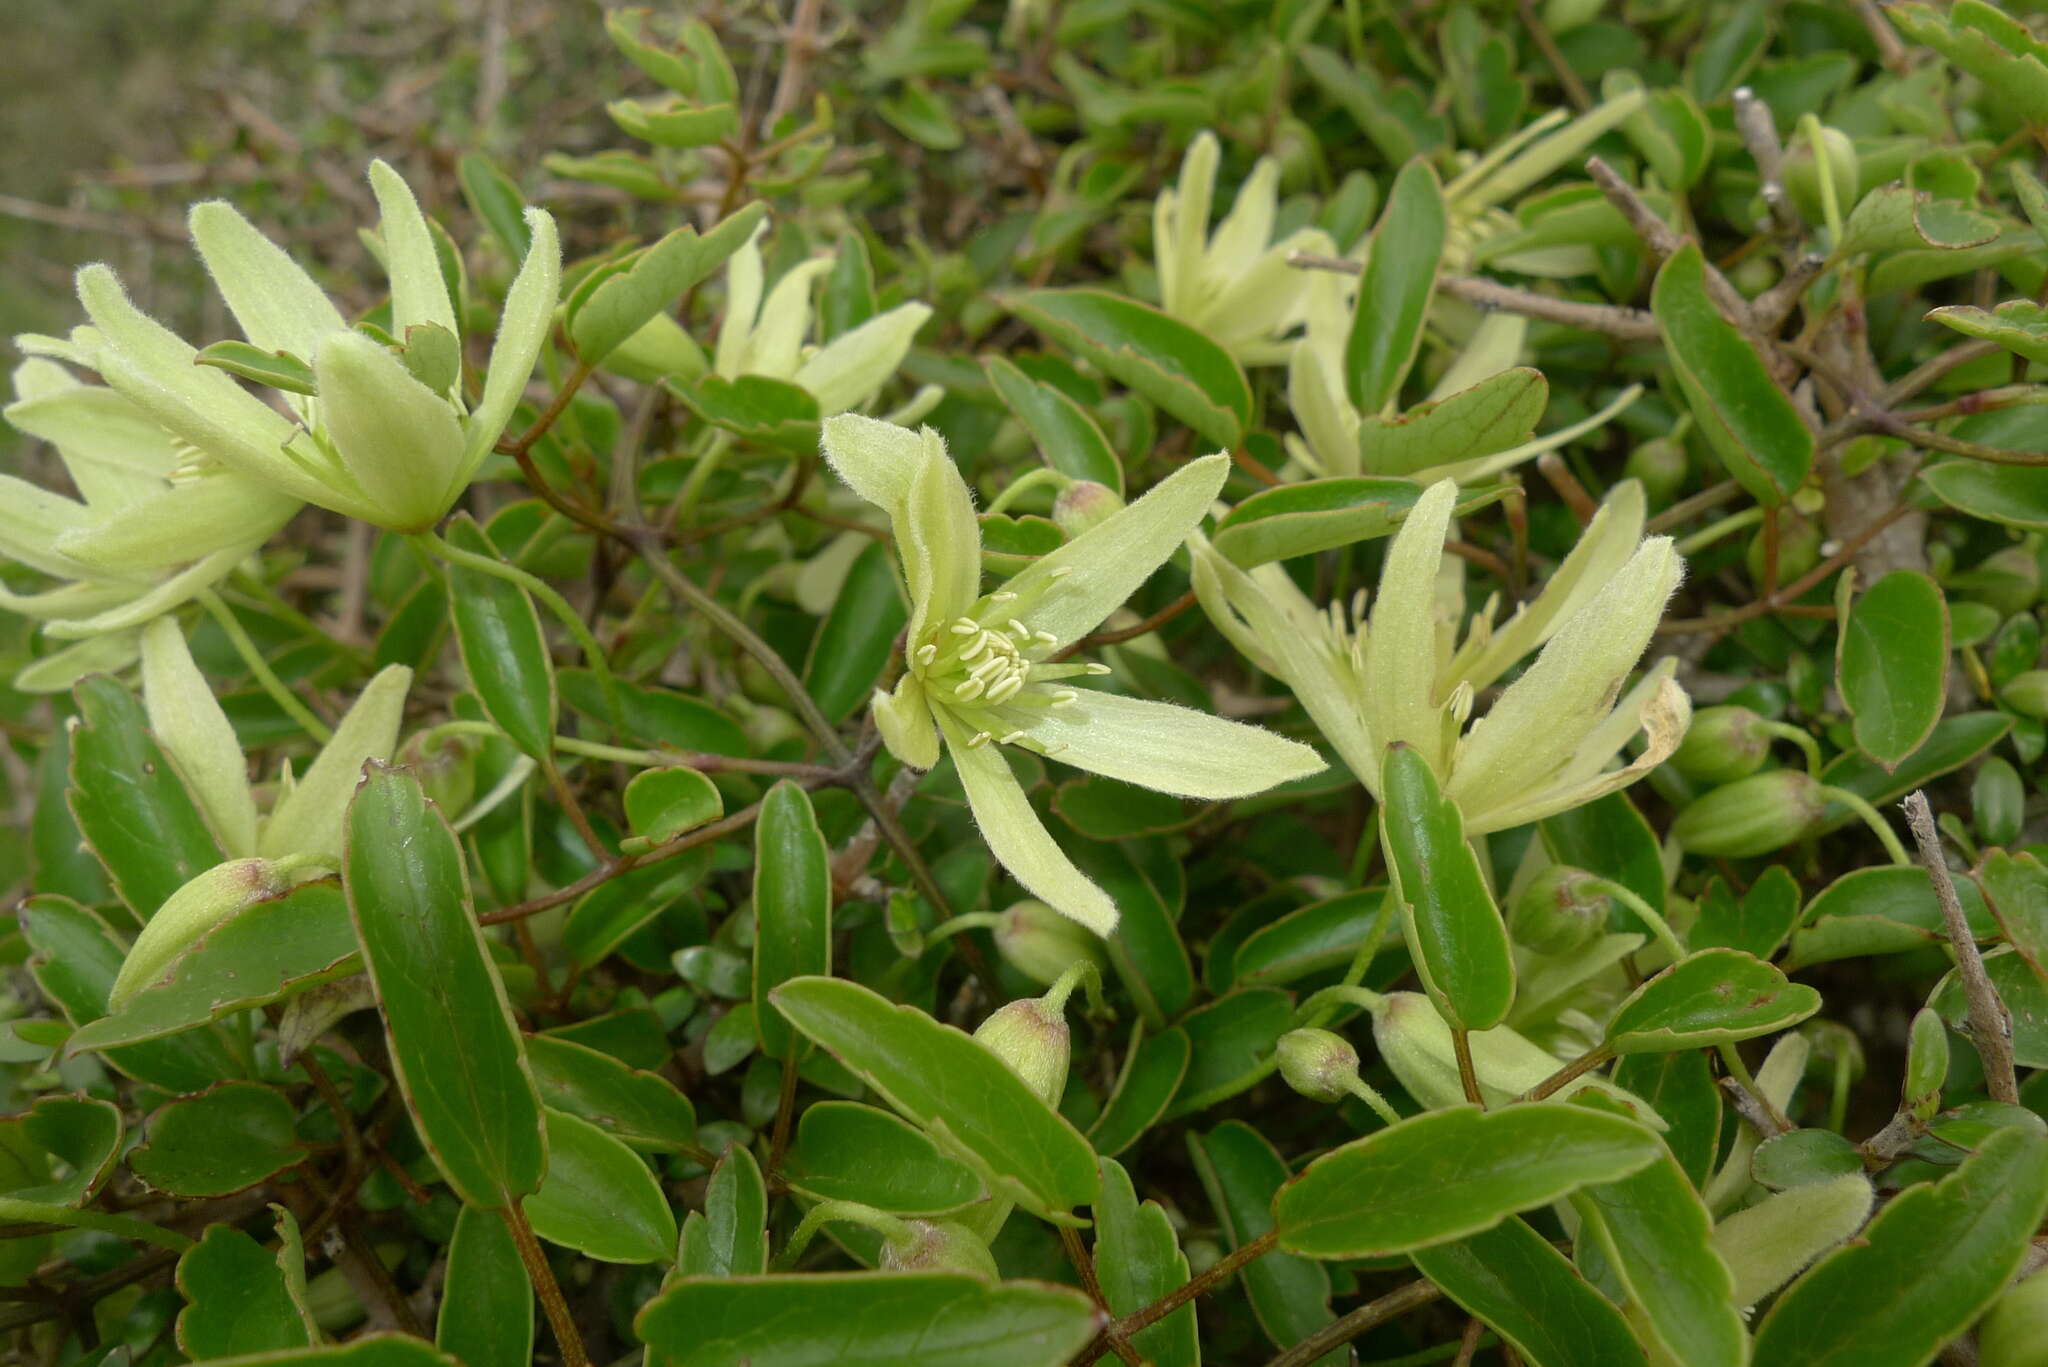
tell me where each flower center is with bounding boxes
[909,573,1109,754]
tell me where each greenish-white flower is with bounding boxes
[1193,477,1689,833]
[74,160,559,534]
[0,354,301,690]
[822,414,1325,934]
[1154,131,1336,367]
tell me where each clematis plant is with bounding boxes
[1152,130,1336,367]
[0,356,300,690]
[821,414,1324,934]
[1193,476,1689,833]
[73,160,559,534]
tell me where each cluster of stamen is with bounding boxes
[910,568,1111,754]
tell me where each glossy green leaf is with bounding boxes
[1691,866,1802,961]
[1381,745,1515,1031]
[1231,890,1389,989]
[1753,1127,2048,1367]
[526,1033,695,1153]
[1975,848,2048,978]
[194,340,317,395]
[679,1144,768,1277]
[175,1337,460,1367]
[1356,368,1545,475]
[1838,186,2001,257]
[1188,1122,1340,1364]
[1089,1026,1191,1157]
[1787,866,1998,972]
[1613,1049,1723,1190]
[1410,1216,1647,1367]
[69,880,358,1053]
[1653,243,1812,506]
[804,538,909,724]
[621,766,723,853]
[1752,1129,1865,1190]
[437,1205,532,1367]
[1603,949,1822,1054]
[130,1082,302,1197]
[1274,1104,1662,1259]
[1571,1097,1745,1367]
[1838,571,1949,770]
[670,374,820,453]
[985,355,1123,493]
[562,848,714,967]
[344,762,544,1209]
[444,514,557,761]
[753,781,831,1058]
[1068,834,1194,1026]
[1051,776,1187,841]
[570,203,766,364]
[637,1273,1100,1367]
[770,976,1099,1221]
[525,1108,677,1264]
[1211,476,1508,569]
[31,727,107,906]
[1933,950,2048,1068]
[1348,158,1447,414]
[177,1223,314,1359]
[1819,713,2012,830]
[68,675,224,917]
[1007,288,1251,447]
[559,670,750,755]
[0,1095,122,1206]
[1921,459,2048,530]
[782,1101,985,1214]
[1094,1158,1196,1367]
[1541,791,1667,916]
[1168,987,1292,1117]
[458,152,531,259]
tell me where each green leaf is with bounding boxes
[1348,158,1447,414]
[1753,1127,2048,1367]
[458,153,532,259]
[983,355,1123,493]
[1356,368,1545,476]
[1787,866,1998,972]
[0,1095,122,1206]
[1541,790,1668,917]
[770,976,1100,1222]
[1819,713,2012,829]
[571,204,767,365]
[1752,1130,1865,1190]
[1838,570,1949,769]
[69,880,358,1053]
[1381,745,1516,1031]
[130,1082,302,1197]
[669,374,821,453]
[436,1205,532,1367]
[444,515,557,762]
[526,1033,696,1153]
[560,669,750,755]
[176,1223,314,1359]
[1052,775,1188,841]
[679,1145,767,1276]
[1273,1104,1662,1259]
[781,1101,985,1215]
[1231,890,1390,989]
[636,1273,1100,1367]
[1691,866,1803,961]
[194,340,317,395]
[175,1337,461,1367]
[68,675,224,918]
[1652,242,1813,506]
[1212,476,1509,569]
[1975,849,2048,979]
[1603,948,1821,1053]
[1838,186,2002,257]
[1571,1098,1745,1367]
[804,538,909,724]
[621,766,723,853]
[753,781,831,1059]
[1410,1216,1647,1367]
[1187,1122,1340,1364]
[1006,288,1252,448]
[562,849,714,967]
[525,1108,677,1264]
[1928,298,2048,365]
[1169,987,1293,1117]
[1094,1158,1197,1367]
[1088,1026,1191,1157]
[1932,950,2048,1068]
[344,763,544,1209]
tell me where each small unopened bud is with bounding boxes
[879,1219,999,1280]
[397,729,479,817]
[1051,481,1124,539]
[1670,770,1826,858]
[110,856,313,1010]
[1669,705,1772,785]
[974,998,1071,1105]
[1276,1028,1360,1103]
[1625,437,1690,504]
[994,899,1103,987]
[1980,1268,2048,1367]
[1783,126,1860,222]
[1509,866,1613,955]
[1904,1006,1949,1122]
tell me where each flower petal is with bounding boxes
[142,618,259,857]
[41,545,256,640]
[745,256,833,380]
[259,664,413,861]
[1364,478,1457,770]
[6,360,181,508]
[820,415,979,642]
[1159,131,1219,316]
[315,331,467,532]
[462,207,560,476]
[0,475,91,577]
[997,452,1229,651]
[874,676,941,770]
[188,202,348,364]
[367,160,459,344]
[1020,687,1325,799]
[1206,156,1281,277]
[714,223,768,378]
[57,475,299,575]
[13,631,141,693]
[794,301,931,415]
[1462,670,1690,833]
[938,711,1117,935]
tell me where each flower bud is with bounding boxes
[1980,1268,2048,1367]
[1276,1028,1361,1103]
[1624,437,1690,505]
[1051,481,1125,539]
[973,997,1070,1104]
[397,729,479,818]
[879,1219,999,1280]
[1670,770,1826,858]
[1783,127,1860,222]
[1508,865,1613,955]
[1904,1006,1949,1122]
[1669,705,1772,785]
[994,899,1104,987]
[110,857,306,1009]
